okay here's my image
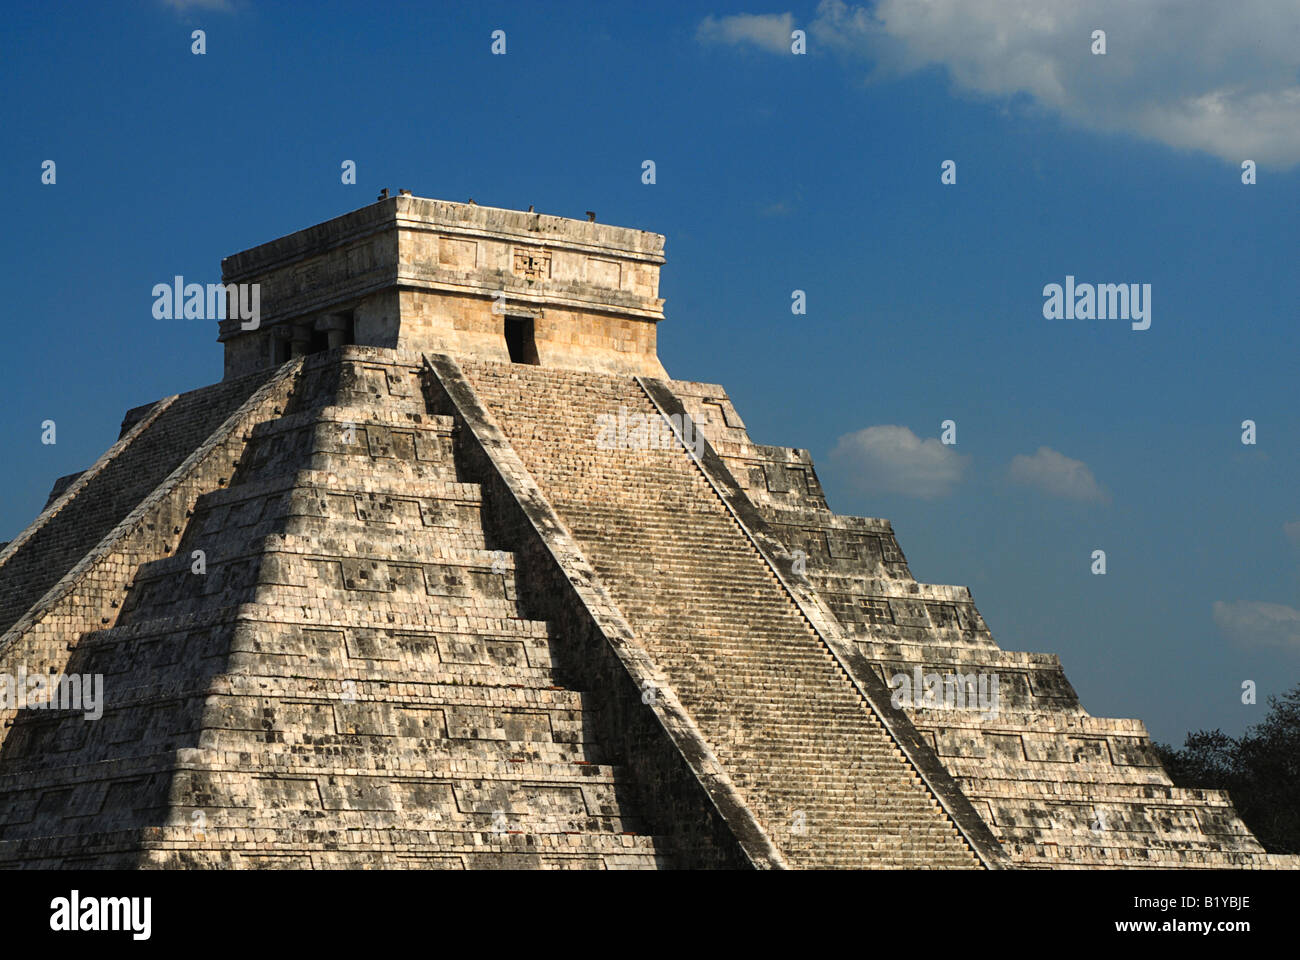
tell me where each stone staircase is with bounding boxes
[0,350,666,868]
[459,359,984,868]
[665,379,1289,868]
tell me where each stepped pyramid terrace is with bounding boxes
[0,195,1292,869]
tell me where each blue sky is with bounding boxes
[1,0,1296,743]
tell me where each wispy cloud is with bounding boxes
[713,0,1300,168]
[697,12,795,54]
[1007,446,1108,503]
[1284,520,1300,546]
[830,424,967,499]
[160,0,234,12]
[1213,600,1300,652]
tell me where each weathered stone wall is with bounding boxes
[398,291,663,377]
[220,196,666,380]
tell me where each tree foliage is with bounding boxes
[1153,685,1300,855]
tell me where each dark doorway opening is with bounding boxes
[505,316,539,364]
[336,312,356,348]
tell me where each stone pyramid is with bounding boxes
[0,196,1291,869]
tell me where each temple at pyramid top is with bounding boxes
[219,194,668,379]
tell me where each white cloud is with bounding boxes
[1213,600,1300,652]
[771,0,1300,168]
[697,13,795,54]
[1007,446,1107,503]
[829,424,967,498]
